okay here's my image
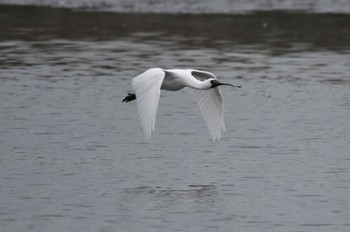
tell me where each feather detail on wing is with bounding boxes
[191,70,217,81]
[132,68,165,139]
[188,87,226,141]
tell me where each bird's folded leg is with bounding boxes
[122,93,136,102]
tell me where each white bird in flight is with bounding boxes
[122,68,241,141]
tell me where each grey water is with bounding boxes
[1,5,350,232]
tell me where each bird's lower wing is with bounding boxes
[132,68,165,139]
[188,88,225,141]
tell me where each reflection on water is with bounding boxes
[0,5,350,232]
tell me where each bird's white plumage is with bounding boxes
[132,68,165,139]
[129,68,233,141]
[188,87,225,141]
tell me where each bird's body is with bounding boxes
[123,68,241,141]
[160,69,213,91]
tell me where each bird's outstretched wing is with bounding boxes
[188,69,226,141]
[188,84,226,141]
[132,68,165,139]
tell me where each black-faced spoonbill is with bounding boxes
[122,68,241,141]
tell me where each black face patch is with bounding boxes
[210,80,220,88]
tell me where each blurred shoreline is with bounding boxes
[1,4,349,54]
[1,0,350,14]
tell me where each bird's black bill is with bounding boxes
[211,80,241,88]
[219,83,242,88]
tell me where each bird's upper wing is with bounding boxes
[188,87,226,141]
[191,70,217,81]
[132,68,165,139]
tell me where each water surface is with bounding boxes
[0,6,350,232]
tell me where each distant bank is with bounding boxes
[1,0,350,14]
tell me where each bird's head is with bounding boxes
[210,79,242,89]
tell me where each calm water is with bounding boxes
[1,5,350,232]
